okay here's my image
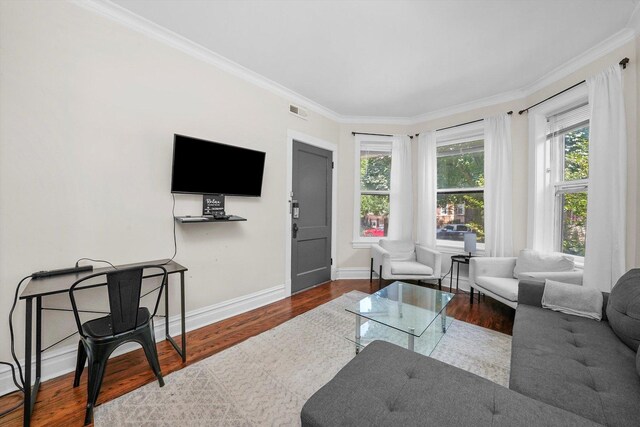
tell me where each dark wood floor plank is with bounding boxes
[0,279,513,426]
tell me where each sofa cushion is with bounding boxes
[606,268,640,351]
[510,305,640,426]
[513,249,574,279]
[390,261,433,276]
[475,276,518,302]
[301,340,599,427]
[379,239,416,261]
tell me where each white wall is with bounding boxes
[0,0,339,387]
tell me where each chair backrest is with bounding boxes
[69,265,168,337]
[379,239,416,261]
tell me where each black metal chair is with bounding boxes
[68,265,168,425]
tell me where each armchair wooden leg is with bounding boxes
[470,287,474,304]
[370,258,373,283]
[438,278,442,291]
[378,266,382,290]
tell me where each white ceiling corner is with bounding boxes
[76,0,638,125]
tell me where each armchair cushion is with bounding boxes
[541,279,603,321]
[390,261,434,276]
[475,276,519,302]
[379,239,416,261]
[513,249,574,279]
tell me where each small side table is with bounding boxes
[449,254,473,292]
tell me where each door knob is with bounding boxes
[292,223,299,239]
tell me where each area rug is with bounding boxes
[95,291,511,426]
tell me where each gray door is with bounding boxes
[291,141,332,293]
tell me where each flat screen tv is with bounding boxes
[171,134,266,196]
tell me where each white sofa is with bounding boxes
[370,239,442,290]
[469,251,583,308]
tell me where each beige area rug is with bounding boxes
[95,291,511,426]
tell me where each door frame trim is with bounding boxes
[285,130,338,297]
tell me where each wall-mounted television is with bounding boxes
[171,134,266,197]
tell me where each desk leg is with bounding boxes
[180,272,186,363]
[165,272,187,363]
[164,278,169,337]
[36,297,42,380]
[23,297,31,427]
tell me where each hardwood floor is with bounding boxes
[0,279,514,426]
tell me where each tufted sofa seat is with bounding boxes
[510,283,640,426]
[301,340,599,427]
[301,280,640,426]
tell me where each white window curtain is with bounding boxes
[416,131,437,247]
[388,135,413,241]
[484,114,513,257]
[583,65,627,291]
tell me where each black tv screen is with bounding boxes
[171,134,266,196]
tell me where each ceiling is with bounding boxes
[111,0,639,119]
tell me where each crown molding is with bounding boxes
[336,115,414,125]
[409,27,636,126]
[518,28,635,98]
[407,89,523,125]
[627,3,640,35]
[71,0,343,123]
[71,0,636,127]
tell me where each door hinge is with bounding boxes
[331,161,334,169]
[330,258,333,265]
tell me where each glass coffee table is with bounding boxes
[346,281,455,355]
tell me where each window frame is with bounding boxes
[548,111,590,260]
[352,134,394,248]
[435,122,486,251]
[527,84,589,264]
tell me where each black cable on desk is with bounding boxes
[75,257,116,269]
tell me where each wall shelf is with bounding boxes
[174,215,246,224]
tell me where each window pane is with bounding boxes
[361,149,391,191]
[437,140,484,189]
[563,126,589,181]
[436,192,484,243]
[360,194,389,237]
[560,191,587,256]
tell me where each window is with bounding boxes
[547,104,590,257]
[436,125,485,245]
[354,135,393,245]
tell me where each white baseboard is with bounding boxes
[336,267,370,280]
[0,284,286,396]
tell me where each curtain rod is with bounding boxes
[414,111,513,136]
[352,131,413,139]
[518,57,629,115]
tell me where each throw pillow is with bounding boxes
[606,269,640,351]
[513,249,574,279]
[542,279,603,321]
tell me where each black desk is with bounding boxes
[449,255,473,292]
[19,259,188,426]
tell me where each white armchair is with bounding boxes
[370,239,442,290]
[469,250,583,309]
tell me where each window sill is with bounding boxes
[352,240,380,249]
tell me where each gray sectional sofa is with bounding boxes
[301,270,640,426]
